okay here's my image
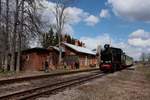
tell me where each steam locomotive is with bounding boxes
[100,44,133,72]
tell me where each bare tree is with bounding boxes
[0,0,2,69]
[0,0,1,29]
[16,0,44,71]
[15,0,45,72]
[50,0,75,67]
[0,0,51,72]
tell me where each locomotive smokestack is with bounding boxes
[104,44,110,49]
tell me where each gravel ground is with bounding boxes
[37,64,150,100]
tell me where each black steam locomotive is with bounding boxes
[100,44,133,72]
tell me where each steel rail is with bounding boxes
[0,72,104,100]
[0,68,99,85]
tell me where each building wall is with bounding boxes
[21,48,60,71]
[79,54,97,68]
[22,52,49,71]
[21,46,97,71]
[62,45,97,69]
[48,51,59,69]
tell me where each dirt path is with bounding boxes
[37,64,150,100]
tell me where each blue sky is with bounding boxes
[72,0,150,41]
[44,0,150,60]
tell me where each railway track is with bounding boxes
[0,72,105,100]
[0,68,99,85]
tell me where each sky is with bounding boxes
[41,0,150,60]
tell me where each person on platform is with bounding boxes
[44,60,49,73]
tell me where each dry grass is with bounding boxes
[75,65,150,100]
[136,64,150,81]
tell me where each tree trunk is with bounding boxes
[0,0,2,69]
[16,34,21,72]
[16,0,24,72]
[58,30,62,68]
[0,0,1,27]
[10,0,19,72]
[0,53,1,69]
[4,0,10,71]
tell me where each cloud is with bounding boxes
[64,7,89,24]
[84,15,100,26]
[80,34,110,49]
[84,9,111,26]
[80,34,127,51]
[128,38,150,48]
[62,24,74,35]
[128,29,150,47]
[107,0,150,22]
[38,0,89,34]
[127,29,150,59]
[80,33,147,60]
[100,9,110,18]
[129,29,150,39]
[39,0,100,34]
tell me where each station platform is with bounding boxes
[0,67,99,81]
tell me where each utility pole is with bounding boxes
[97,45,101,67]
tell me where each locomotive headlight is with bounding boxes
[108,61,111,63]
[105,61,111,63]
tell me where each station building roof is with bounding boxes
[62,42,96,55]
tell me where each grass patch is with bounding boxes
[144,69,150,81]
[146,73,150,81]
[0,68,3,73]
[0,69,16,77]
[136,64,150,81]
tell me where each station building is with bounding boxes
[61,42,97,69]
[21,42,97,71]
